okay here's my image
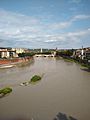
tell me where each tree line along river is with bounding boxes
[0,57,90,120]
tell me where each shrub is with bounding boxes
[30,75,41,82]
[0,87,12,95]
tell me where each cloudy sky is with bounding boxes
[0,0,90,49]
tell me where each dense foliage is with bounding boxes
[56,49,74,57]
[18,52,35,57]
[36,51,51,54]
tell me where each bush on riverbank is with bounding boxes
[30,75,41,82]
[0,87,12,97]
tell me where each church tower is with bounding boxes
[81,46,84,60]
[41,48,42,53]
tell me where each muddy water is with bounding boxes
[0,57,90,120]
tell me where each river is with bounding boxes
[0,57,90,120]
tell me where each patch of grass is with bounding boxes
[30,75,41,83]
[81,63,90,69]
[0,87,12,97]
[63,57,75,62]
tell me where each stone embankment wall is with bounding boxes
[0,57,31,65]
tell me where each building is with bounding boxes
[85,48,90,61]
[0,47,17,58]
[12,48,25,54]
[73,47,90,60]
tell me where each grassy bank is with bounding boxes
[62,56,90,69]
[81,63,90,69]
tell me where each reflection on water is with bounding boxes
[0,57,90,120]
[16,58,35,68]
[80,68,90,72]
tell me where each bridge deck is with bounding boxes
[35,54,55,57]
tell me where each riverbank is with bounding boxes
[0,57,32,69]
[62,56,90,69]
[0,57,32,64]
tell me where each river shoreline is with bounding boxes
[0,57,33,68]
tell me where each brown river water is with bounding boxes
[0,57,90,120]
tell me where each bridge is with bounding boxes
[35,54,55,57]
[34,48,57,57]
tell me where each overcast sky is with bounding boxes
[0,0,90,49]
